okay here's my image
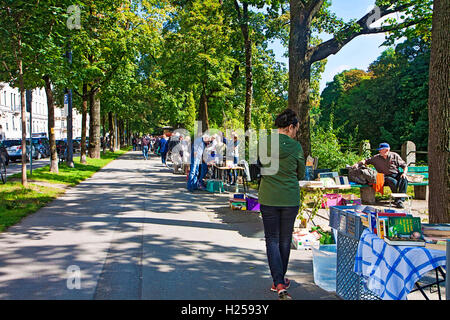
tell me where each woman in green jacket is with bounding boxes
[258,108,305,300]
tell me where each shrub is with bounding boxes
[311,127,362,171]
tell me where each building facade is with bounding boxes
[0,82,88,141]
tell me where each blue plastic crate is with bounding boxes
[329,205,381,300]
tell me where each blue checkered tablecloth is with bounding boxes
[354,228,447,300]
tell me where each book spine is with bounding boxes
[369,212,377,235]
[334,176,341,185]
[379,219,386,239]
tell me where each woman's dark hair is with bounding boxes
[274,108,299,129]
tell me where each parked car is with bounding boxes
[61,138,87,153]
[72,139,81,152]
[31,137,50,158]
[3,140,37,162]
[0,141,10,166]
[56,140,67,161]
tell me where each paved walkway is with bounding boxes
[0,151,338,300]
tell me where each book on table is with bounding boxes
[385,216,425,246]
[421,224,450,240]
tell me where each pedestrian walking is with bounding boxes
[142,136,150,160]
[159,134,169,166]
[258,108,305,300]
[132,137,137,151]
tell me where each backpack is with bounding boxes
[348,165,377,185]
[249,158,263,188]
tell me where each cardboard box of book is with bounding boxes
[341,194,361,205]
[292,230,320,250]
[229,194,247,210]
[229,200,247,210]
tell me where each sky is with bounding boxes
[268,0,399,93]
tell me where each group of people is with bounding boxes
[132,135,169,164]
[131,108,410,300]
[132,131,241,189]
[186,132,240,192]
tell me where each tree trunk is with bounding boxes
[108,111,115,152]
[80,83,88,164]
[119,118,124,148]
[427,0,450,223]
[198,88,209,132]
[244,33,253,133]
[101,112,106,154]
[126,119,130,146]
[235,1,253,133]
[288,0,312,158]
[88,89,101,158]
[43,75,58,173]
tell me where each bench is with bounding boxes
[340,167,429,204]
[404,166,429,201]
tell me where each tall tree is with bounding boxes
[0,0,63,184]
[162,0,236,131]
[288,0,433,157]
[233,0,253,134]
[427,0,449,223]
[69,0,165,158]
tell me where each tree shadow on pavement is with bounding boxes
[0,151,339,300]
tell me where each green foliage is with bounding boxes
[311,126,362,171]
[318,37,430,152]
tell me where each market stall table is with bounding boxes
[213,165,248,193]
[299,181,352,222]
[354,229,447,300]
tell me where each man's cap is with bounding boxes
[377,142,390,151]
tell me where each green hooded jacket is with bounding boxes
[258,133,305,207]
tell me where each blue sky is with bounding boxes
[268,0,396,93]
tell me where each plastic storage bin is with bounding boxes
[312,244,337,292]
[246,194,260,211]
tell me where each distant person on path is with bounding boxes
[154,136,160,155]
[132,137,137,151]
[150,136,155,153]
[352,142,408,208]
[142,136,150,160]
[187,134,211,191]
[226,133,240,185]
[159,134,169,166]
[171,133,183,173]
[258,108,305,300]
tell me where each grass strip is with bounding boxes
[0,148,130,232]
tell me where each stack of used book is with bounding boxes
[318,172,351,188]
[366,210,426,246]
[229,194,247,211]
[341,194,361,205]
[299,180,324,188]
[421,224,450,250]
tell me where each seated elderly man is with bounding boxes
[353,143,408,208]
